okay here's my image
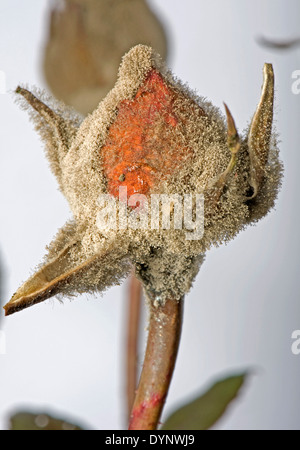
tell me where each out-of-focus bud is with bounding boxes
[43,0,168,115]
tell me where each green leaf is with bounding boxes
[161,372,248,430]
[9,411,85,430]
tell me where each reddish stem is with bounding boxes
[128,297,184,430]
[126,274,143,420]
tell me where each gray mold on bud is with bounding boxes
[4,46,282,315]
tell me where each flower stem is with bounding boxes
[128,297,184,430]
[126,274,143,421]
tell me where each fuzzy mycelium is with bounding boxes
[4,45,282,315]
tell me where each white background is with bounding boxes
[0,0,299,430]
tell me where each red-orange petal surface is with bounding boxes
[102,69,200,201]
